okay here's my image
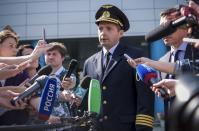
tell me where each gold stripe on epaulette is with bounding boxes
[136,114,154,121]
[136,119,153,125]
[136,114,154,128]
[136,117,154,123]
[136,122,153,128]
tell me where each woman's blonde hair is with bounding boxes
[0,30,19,44]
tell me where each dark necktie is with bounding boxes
[166,50,181,79]
[172,50,181,79]
[174,50,180,62]
[105,52,111,69]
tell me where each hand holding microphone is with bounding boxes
[59,78,101,129]
[151,79,177,97]
[126,55,177,75]
[10,65,53,106]
[136,64,169,98]
[126,56,171,98]
[125,54,154,69]
[61,77,76,90]
[61,76,91,107]
[0,90,27,110]
[10,75,49,106]
[61,59,78,91]
[124,53,137,68]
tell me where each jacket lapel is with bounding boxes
[102,44,126,82]
[93,51,104,82]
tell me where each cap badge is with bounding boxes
[101,11,110,18]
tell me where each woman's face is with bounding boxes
[0,37,17,57]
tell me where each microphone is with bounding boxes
[88,79,101,115]
[60,79,101,128]
[74,76,91,99]
[38,76,57,120]
[63,59,78,79]
[10,75,49,106]
[60,59,78,91]
[136,64,169,98]
[25,64,52,87]
[145,15,197,42]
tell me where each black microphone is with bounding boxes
[10,75,49,106]
[70,76,91,108]
[145,15,197,42]
[25,64,52,87]
[74,76,91,99]
[63,59,78,79]
[60,59,78,91]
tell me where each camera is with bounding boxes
[169,74,199,131]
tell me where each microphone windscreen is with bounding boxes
[74,76,91,98]
[28,64,52,85]
[38,77,57,120]
[60,59,78,91]
[145,21,176,42]
[64,59,78,78]
[37,64,53,76]
[79,76,92,89]
[88,79,101,115]
[10,75,49,106]
[136,64,157,84]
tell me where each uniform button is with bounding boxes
[103,100,107,104]
[104,115,108,120]
[102,86,107,90]
[99,118,103,122]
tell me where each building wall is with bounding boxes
[0,0,186,40]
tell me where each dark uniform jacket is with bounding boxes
[82,43,154,131]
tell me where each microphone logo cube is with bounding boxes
[38,78,57,120]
